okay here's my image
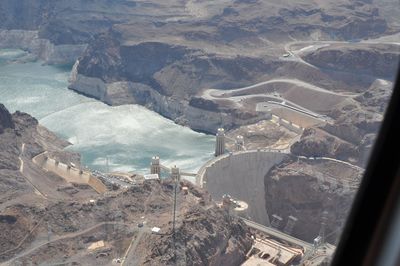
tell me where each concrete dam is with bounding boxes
[33,152,107,194]
[198,150,287,226]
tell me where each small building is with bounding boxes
[143,174,159,182]
[88,240,105,251]
[243,238,302,266]
[151,227,161,234]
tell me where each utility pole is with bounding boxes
[173,179,177,262]
[319,211,329,244]
[171,166,186,266]
[171,166,181,264]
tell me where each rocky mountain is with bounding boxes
[0,104,252,265]
[1,180,252,265]
[290,128,359,162]
[0,0,398,133]
[303,44,400,79]
[264,155,361,243]
[135,205,252,265]
[0,103,14,134]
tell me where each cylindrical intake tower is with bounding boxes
[235,135,245,151]
[215,128,226,157]
[150,156,161,175]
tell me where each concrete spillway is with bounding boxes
[200,150,287,226]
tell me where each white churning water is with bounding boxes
[0,49,214,175]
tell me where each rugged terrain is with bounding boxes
[0,104,252,265]
[264,155,361,244]
[0,0,399,263]
[0,0,399,134]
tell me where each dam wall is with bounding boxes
[199,150,287,226]
[33,153,107,193]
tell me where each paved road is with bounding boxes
[201,76,354,125]
[0,217,45,260]
[18,143,47,199]
[202,78,356,101]
[3,222,131,265]
[200,38,396,126]
[121,226,149,266]
[297,155,364,172]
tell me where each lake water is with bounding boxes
[0,49,214,176]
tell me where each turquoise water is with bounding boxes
[0,49,214,175]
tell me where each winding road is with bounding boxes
[202,78,356,100]
[18,143,47,199]
[2,222,132,265]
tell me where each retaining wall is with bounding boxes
[33,153,107,193]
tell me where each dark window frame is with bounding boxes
[332,63,400,266]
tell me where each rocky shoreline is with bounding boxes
[69,73,265,134]
[0,29,266,134]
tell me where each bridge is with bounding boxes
[150,156,198,178]
[242,218,313,249]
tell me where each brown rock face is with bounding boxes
[264,157,359,243]
[303,45,400,79]
[0,104,14,134]
[0,104,19,171]
[290,128,359,162]
[137,206,252,266]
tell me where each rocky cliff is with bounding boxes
[290,128,359,162]
[0,103,14,134]
[0,104,253,265]
[1,178,253,265]
[136,205,252,265]
[0,104,73,202]
[1,0,398,133]
[289,75,394,167]
[303,44,400,79]
[264,156,360,243]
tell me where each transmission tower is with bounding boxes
[319,211,329,244]
[170,166,186,265]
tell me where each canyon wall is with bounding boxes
[264,156,361,243]
[0,30,86,65]
[69,76,266,133]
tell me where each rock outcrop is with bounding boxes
[0,104,253,265]
[0,104,14,134]
[264,156,360,243]
[1,0,398,133]
[303,44,400,79]
[1,177,253,265]
[290,128,359,162]
[137,206,252,266]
